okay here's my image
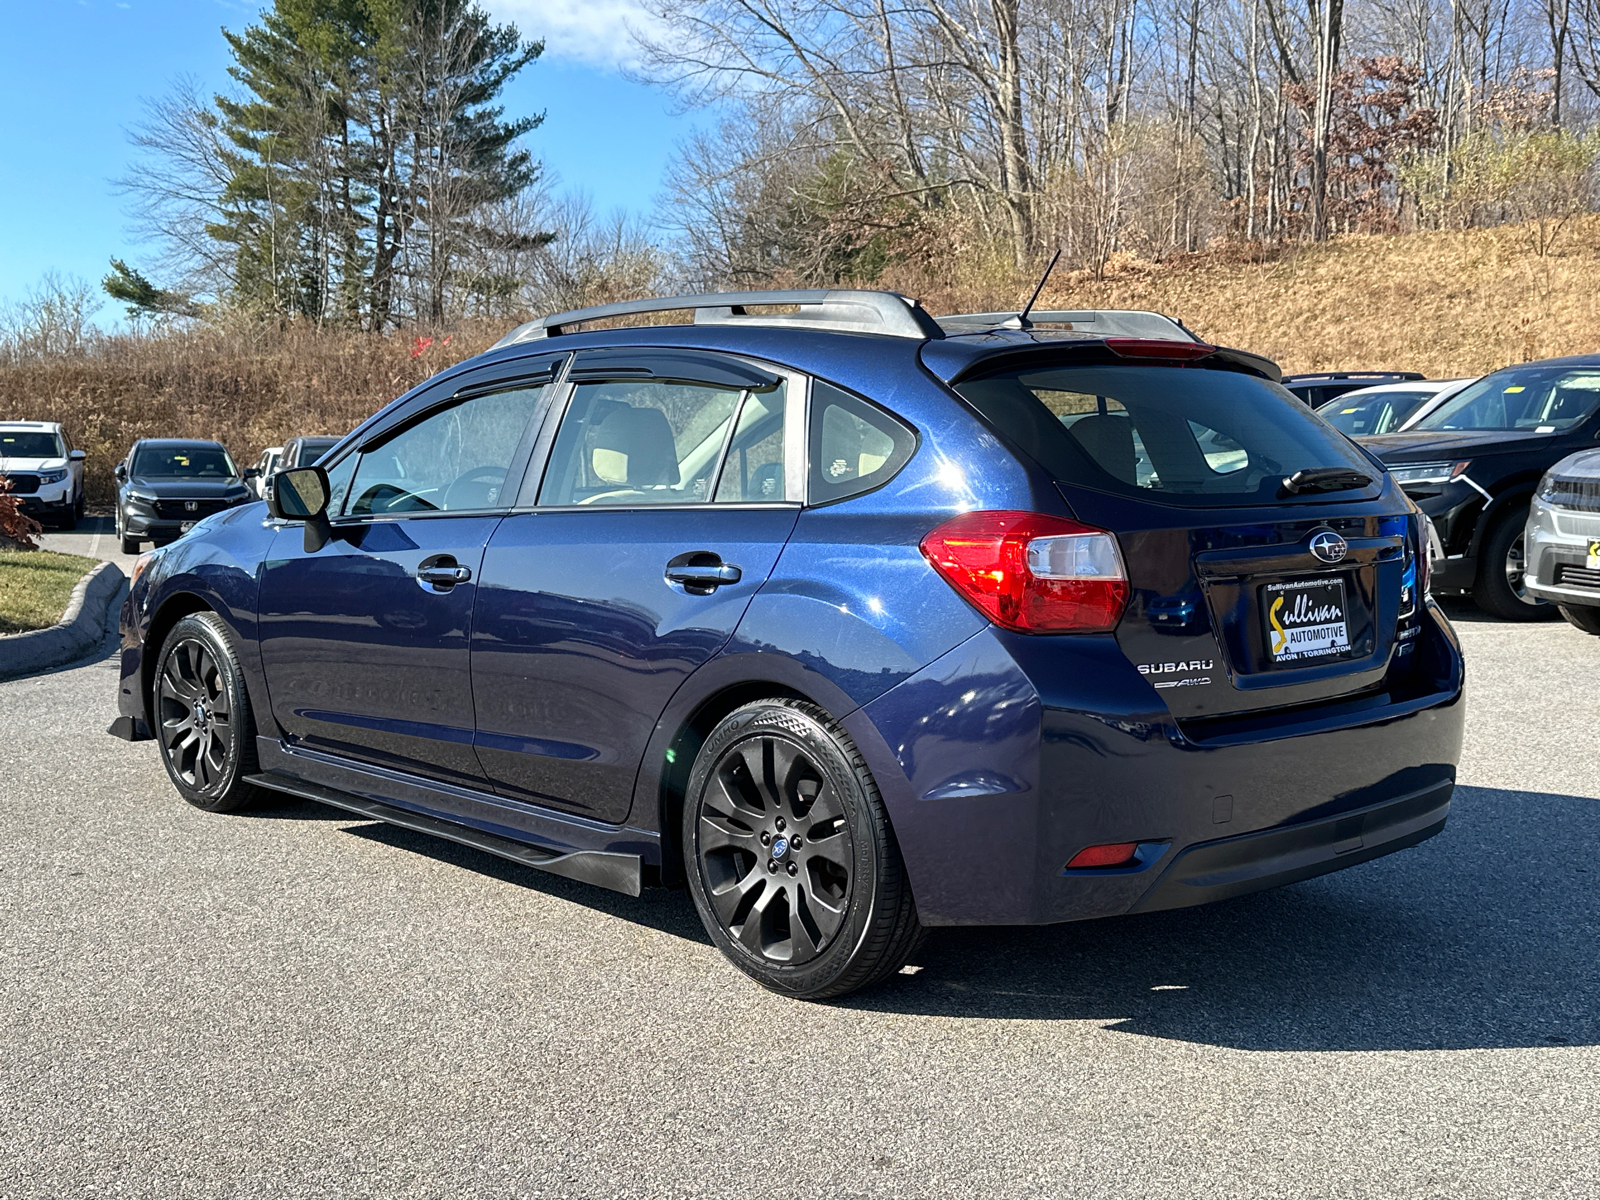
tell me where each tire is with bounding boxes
[121,535,141,555]
[75,490,86,519]
[1473,506,1555,621]
[1559,604,1600,635]
[682,699,923,1000]
[152,613,263,813]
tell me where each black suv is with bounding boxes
[1283,371,1426,408]
[114,439,254,553]
[1363,354,1600,619]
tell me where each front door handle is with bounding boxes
[417,556,472,590]
[665,552,742,594]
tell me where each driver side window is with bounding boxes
[346,385,544,516]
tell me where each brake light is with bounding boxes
[920,511,1130,633]
[1414,514,1434,596]
[1103,337,1216,361]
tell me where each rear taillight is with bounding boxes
[1413,512,1435,596]
[919,511,1130,633]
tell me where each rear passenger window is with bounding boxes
[540,378,789,507]
[808,381,916,504]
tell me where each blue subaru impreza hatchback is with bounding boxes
[110,290,1464,999]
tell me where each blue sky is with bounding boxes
[0,0,699,311]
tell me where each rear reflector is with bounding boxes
[1103,337,1216,361]
[1065,842,1140,869]
[920,511,1129,633]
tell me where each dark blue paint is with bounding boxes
[113,319,1467,930]
[470,505,800,822]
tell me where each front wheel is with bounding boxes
[1559,604,1600,636]
[153,613,263,813]
[1473,508,1554,621]
[683,699,923,1000]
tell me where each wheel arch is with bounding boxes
[1466,479,1537,559]
[632,657,863,888]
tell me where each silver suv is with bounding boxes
[0,421,86,529]
[1526,447,1600,634]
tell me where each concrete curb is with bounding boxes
[0,559,128,680]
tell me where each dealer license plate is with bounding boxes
[1589,539,1600,570]
[1263,577,1351,663]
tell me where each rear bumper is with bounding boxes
[1128,780,1450,914]
[856,602,1465,927]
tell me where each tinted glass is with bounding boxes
[808,381,917,504]
[1413,365,1600,433]
[540,378,779,507]
[294,438,339,466]
[714,390,788,502]
[133,445,236,478]
[0,432,65,458]
[956,365,1377,506]
[1323,389,1434,437]
[347,386,542,515]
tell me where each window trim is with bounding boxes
[516,348,807,512]
[326,366,564,525]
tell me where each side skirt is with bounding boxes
[250,739,654,897]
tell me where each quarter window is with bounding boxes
[346,385,544,516]
[808,380,917,504]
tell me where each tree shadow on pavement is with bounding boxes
[848,785,1600,1051]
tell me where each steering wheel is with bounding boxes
[443,465,509,510]
[352,482,438,515]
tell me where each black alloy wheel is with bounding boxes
[1474,506,1555,621]
[684,699,923,1000]
[153,612,262,813]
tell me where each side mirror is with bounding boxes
[242,466,261,480]
[114,462,127,482]
[69,449,86,462]
[268,465,333,553]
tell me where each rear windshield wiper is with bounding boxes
[1279,467,1373,497]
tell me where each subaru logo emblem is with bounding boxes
[184,500,199,513]
[1309,530,1348,564]
[770,836,790,860]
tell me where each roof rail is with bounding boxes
[936,309,1199,342]
[492,289,946,348]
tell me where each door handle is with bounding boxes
[665,552,742,594]
[416,558,472,589]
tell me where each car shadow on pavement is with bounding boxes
[339,820,715,945]
[846,784,1600,1051]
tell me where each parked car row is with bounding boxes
[114,435,339,553]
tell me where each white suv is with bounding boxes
[0,421,86,529]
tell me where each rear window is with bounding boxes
[955,364,1378,507]
[294,439,338,466]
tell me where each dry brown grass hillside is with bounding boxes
[3,218,1598,504]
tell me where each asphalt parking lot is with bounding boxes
[2,582,1596,1197]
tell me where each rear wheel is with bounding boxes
[1559,604,1600,635]
[153,613,263,813]
[683,699,923,1000]
[1473,507,1553,621]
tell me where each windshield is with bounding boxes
[1323,390,1436,437]
[294,439,338,466]
[133,445,237,478]
[1414,365,1600,433]
[0,431,65,459]
[956,364,1378,506]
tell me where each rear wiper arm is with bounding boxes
[1279,467,1373,497]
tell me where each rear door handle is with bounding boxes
[665,552,742,593]
[417,557,472,589]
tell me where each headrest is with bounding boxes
[589,403,680,488]
[1069,413,1137,484]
